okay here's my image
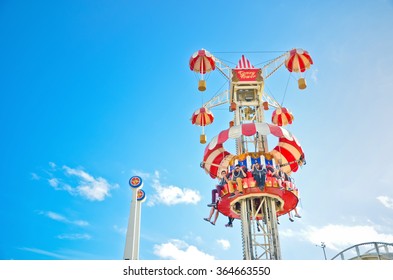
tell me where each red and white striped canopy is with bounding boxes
[272,107,294,126]
[207,122,293,151]
[189,49,216,74]
[203,122,303,178]
[191,107,214,126]
[271,136,305,174]
[236,55,255,69]
[285,48,313,73]
[202,144,234,179]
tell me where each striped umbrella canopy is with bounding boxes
[189,49,216,74]
[207,122,294,151]
[191,107,214,127]
[272,107,294,126]
[271,136,305,174]
[285,48,313,73]
[202,143,234,179]
[203,122,301,178]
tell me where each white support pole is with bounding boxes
[124,188,138,260]
[133,199,142,258]
[124,176,144,260]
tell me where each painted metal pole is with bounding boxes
[124,176,144,260]
[316,242,327,260]
[132,189,146,259]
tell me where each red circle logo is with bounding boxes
[129,176,142,188]
[137,189,146,201]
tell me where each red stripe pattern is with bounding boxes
[202,144,234,179]
[271,136,305,174]
[271,107,294,126]
[202,122,304,178]
[207,122,293,150]
[235,55,255,69]
[285,49,313,73]
[191,107,214,126]
[189,49,216,74]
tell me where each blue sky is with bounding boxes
[1,0,393,260]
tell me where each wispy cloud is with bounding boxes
[216,239,230,250]
[31,173,40,180]
[38,211,89,227]
[56,233,91,240]
[131,169,151,180]
[153,239,215,260]
[19,247,68,259]
[48,178,59,188]
[62,165,118,201]
[147,171,201,206]
[377,196,393,210]
[311,68,319,83]
[39,162,119,201]
[113,225,127,235]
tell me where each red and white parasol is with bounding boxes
[271,107,294,126]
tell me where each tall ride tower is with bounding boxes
[189,49,312,260]
[228,57,282,259]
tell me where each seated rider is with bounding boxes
[272,164,285,189]
[203,170,227,226]
[283,173,293,191]
[204,169,229,226]
[227,164,246,198]
[251,162,267,191]
[208,170,228,206]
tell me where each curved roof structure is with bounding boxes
[331,242,393,260]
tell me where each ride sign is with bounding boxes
[232,68,262,82]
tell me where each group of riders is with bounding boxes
[204,160,301,227]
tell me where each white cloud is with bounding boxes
[280,228,296,238]
[377,196,393,210]
[153,239,215,260]
[63,166,94,182]
[57,233,91,240]
[48,178,59,188]
[73,220,89,227]
[300,224,393,251]
[216,239,230,250]
[38,211,89,227]
[62,165,118,201]
[45,211,67,222]
[40,162,119,201]
[147,171,201,206]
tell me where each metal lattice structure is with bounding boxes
[208,54,287,260]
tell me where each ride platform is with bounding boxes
[216,172,299,220]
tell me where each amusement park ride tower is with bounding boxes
[189,49,313,260]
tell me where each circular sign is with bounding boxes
[129,176,143,188]
[137,189,146,202]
